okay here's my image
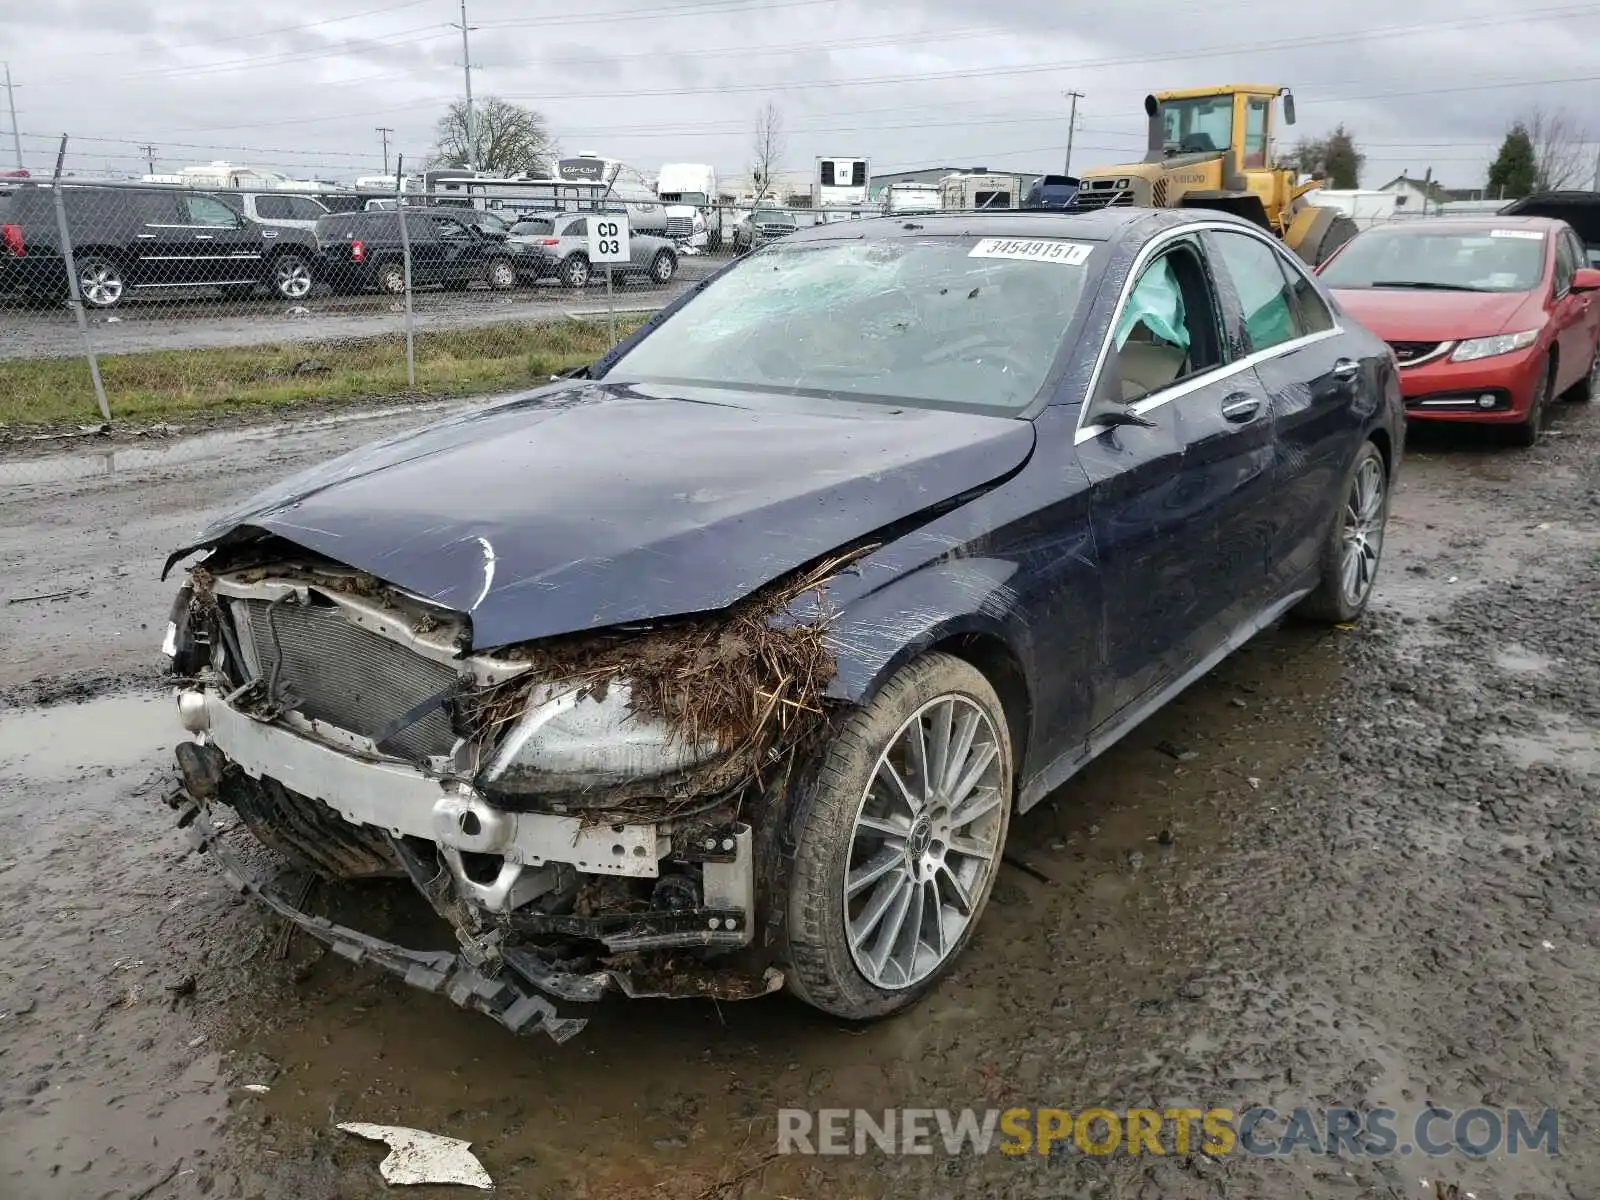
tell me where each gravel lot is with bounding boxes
[1,397,1596,1200]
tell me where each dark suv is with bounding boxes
[0,184,319,308]
[315,208,539,294]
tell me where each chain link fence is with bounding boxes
[0,173,749,446]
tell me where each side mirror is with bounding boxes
[1281,91,1297,126]
[1572,267,1600,292]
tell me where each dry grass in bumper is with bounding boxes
[0,318,641,429]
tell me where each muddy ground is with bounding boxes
[1,398,1597,1200]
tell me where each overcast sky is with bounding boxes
[1,0,1597,190]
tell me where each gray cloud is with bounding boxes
[0,0,1596,188]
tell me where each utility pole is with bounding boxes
[1063,90,1084,176]
[138,143,157,173]
[376,126,393,176]
[451,0,477,170]
[3,62,23,172]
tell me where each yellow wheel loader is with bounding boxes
[1072,85,1358,267]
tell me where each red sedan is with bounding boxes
[1317,216,1600,445]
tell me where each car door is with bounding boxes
[180,192,263,286]
[1553,228,1596,391]
[1074,231,1275,728]
[1567,226,1600,371]
[1202,227,1356,599]
[401,211,443,284]
[429,213,480,283]
[130,189,188,287]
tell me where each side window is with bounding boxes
[253,195,293,221]
[288,196,327,220]
[1243,99,1269,169]
[183,194,240,227]
[1112,242,1224,402]
[1554,234,1576,295]
[1206,231,1301,353]
[1281,256,1335,335]
[136,191,183,225]
[432,215,471,240]
[565,217,588,237]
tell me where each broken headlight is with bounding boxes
[162,585,211,676]
[479,682,721,798]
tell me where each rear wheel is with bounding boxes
[76,255,126,309]
[650,249,676,284]
[1507,355,1554,447]
[783,652,1012,1020]
[1294,440,1388,624]
[271,253,314,301]
[559,254,590,288]
[375,261,407,295]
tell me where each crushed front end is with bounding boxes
[163,542,836,1041]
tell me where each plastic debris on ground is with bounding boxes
[338,1122,493,1189]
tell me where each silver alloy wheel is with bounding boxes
[843,694,1006,991]
[274,255,313,299]
[652,252,674,283]
[489,259,517,289]
[564,256,589,287]
[78,258,124,308]
[378,264,406,294]
[1340,455,1386,607]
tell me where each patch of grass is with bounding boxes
[0,318,645,429]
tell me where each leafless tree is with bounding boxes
[1522,105,1590,191]
[431,97,556,176]
[750,101,785,201]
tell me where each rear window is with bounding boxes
[315,213,375,239]
[511,217,554,235]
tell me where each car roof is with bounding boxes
[785,206,1244,247]
[1359,215,1564,235]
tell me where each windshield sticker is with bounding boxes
[1489,229,1545,240]
[969,238,1094,266]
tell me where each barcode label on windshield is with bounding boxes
[1489,229,1545,240]
[969,238,1095,265]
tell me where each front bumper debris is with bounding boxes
[173,793,589,1042]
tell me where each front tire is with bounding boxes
[485,256,518,291]
[783,652,1013,1021]
[1507,355,1553,447]
[650,249,676,284]
[1565,340,1599,403]
[1294,440,1388,624]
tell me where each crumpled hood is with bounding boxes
[179,382,1036,648]
[1330,286,1542,342]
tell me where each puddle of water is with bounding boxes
[1494,645,1553,674]
[1497,724,1600,776]
[0,400,459,488]
[0,693,172,783]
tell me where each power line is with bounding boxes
[137,142,158,173]
[451,0,477,170]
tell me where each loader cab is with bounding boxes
[1144,84,1298,231]
[1146,85,1293,171]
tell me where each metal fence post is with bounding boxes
[395,155,416,389]
[49,135,111,423]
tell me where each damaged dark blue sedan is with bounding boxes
[163,208,1402,1041]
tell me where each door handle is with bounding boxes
[1220,394,1261,422]
[262,230,278,239]
[136,233,156,239]
[1331,358,1360,380]
[194,234,214,240]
